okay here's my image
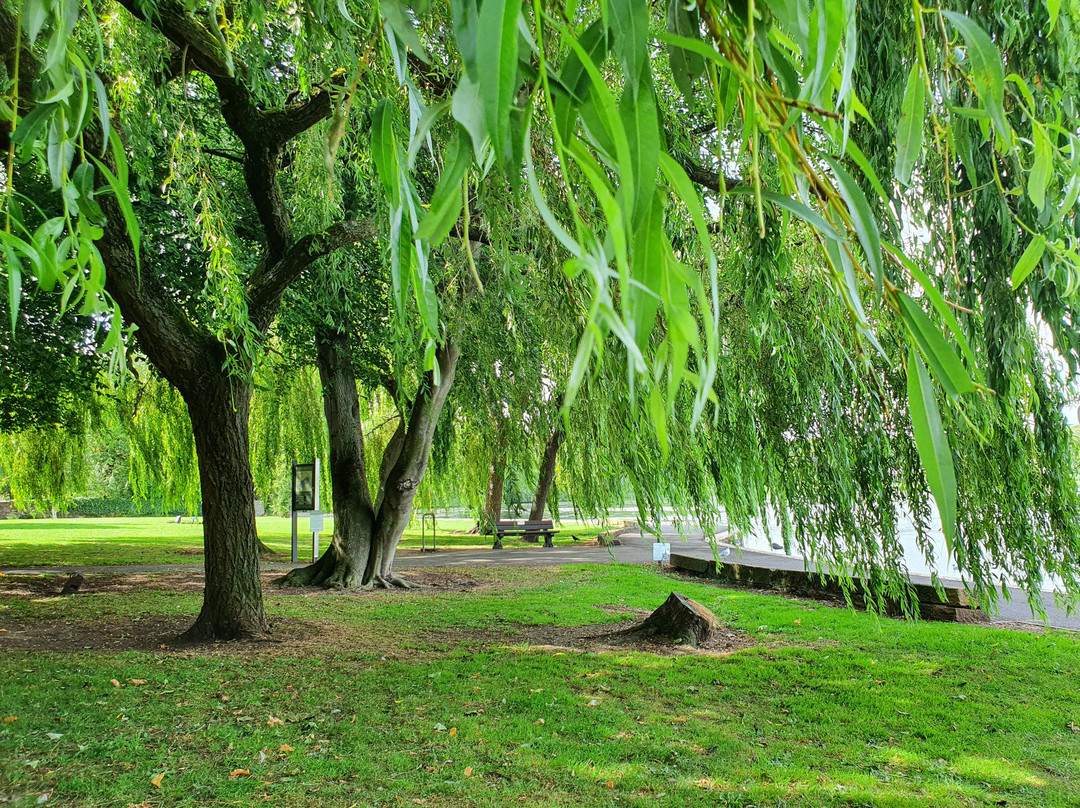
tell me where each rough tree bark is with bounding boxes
[528,427,562,524]
[183,377,266,639]
[282,331,460,589]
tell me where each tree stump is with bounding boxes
[620,592,718,648]
[59,573,84,596]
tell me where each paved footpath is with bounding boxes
[3,530,1077,631]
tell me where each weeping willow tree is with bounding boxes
[430,248,570,533]
[4,0,1080,632]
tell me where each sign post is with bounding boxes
[311,458,320,560]
[292,460,319,561]
[290,461,298,563]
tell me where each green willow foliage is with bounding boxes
[3,1,1080,613]
[249,359,330,514]
[115,372,201,514]
[365,0,1078,566]
[0,420,87,514]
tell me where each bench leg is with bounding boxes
[492,536,503,550]
[543,534,554,548]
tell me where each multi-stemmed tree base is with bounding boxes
[278,331,460,593]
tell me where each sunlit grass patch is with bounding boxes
[1,565,1079,806]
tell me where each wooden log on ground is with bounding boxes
[620,592,718,648]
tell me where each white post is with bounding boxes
[291,460,298,563]
[312,457,320,561]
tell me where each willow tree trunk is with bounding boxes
[481,452,507,534]
[282,332,460,589]
[281,330,374,588]
[181,376,267,640]
[529,427,562,523]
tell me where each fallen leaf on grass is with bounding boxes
[266,716,284,727]
[1067,722,1079,734]
[129,679,147,686]
[3,716,17,723]
[110,680,120,688]
[229,769,250,778]
[279,745,294,752]
[150,773,165,789]
[449,727,457,738]
[464,766,473,777]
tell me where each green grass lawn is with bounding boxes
[0,517,609,567]
[1,564,1079,806]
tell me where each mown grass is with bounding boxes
[1,565,1079,807]
[0,517,609,567]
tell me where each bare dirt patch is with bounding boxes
[422,616,755,657]
[265,568,493,599]
[0,569,490,600]
[0,572,208,597]
[0,571,755,658]
[0,615,340,655]
[502,620,755,656]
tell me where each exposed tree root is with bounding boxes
[278,549,365,590]
[177,612,268,643]
[378,572,418,589]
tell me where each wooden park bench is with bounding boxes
[492,519,558,549]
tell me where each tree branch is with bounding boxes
[262,80,344,146]
[115,0,346,263]
[450,221,492,247]
[203,147,244,164]
[115,0,238,84]
[246,218,381,328]
[96,180,219,393]
[675,152,743,193]
[376,340,460,519]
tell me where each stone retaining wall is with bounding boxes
[670,553,988,624]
